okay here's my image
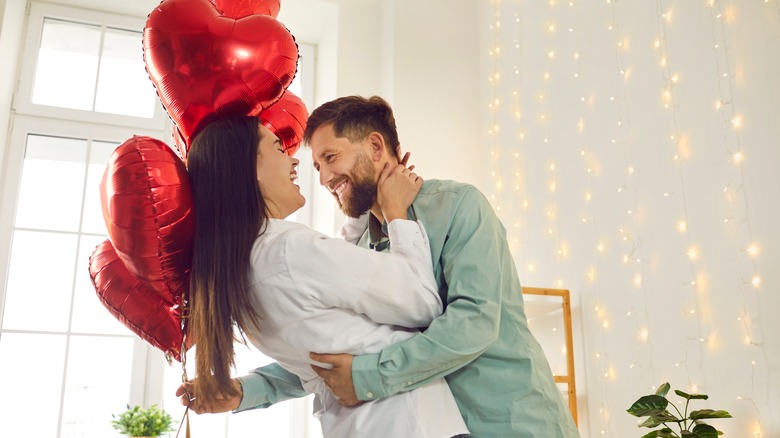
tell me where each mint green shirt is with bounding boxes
[238,180,579,437]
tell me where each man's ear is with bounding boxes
[367,132,386,162]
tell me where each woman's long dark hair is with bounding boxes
[186,115,267,399]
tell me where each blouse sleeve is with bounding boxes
[286,219,441,328]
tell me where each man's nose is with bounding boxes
[318,165,331,188]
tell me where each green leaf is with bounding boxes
[641,429,676,438]
[691,423,719,438]
[690,409,733,420]
[628,395,670,417]
[675,389,709,400]
[656,382,671,398]
[657,428,677,438]
[638,411,681,428]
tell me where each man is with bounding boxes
[179,96,579,437]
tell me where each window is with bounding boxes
[15,3,167,129]
[0,3,324,437]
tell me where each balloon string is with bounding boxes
[175,308,191,438]
[175,405,190,438]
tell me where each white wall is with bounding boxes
[484,1,780,437]
[385,0,484,188]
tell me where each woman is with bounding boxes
[182,116,468,438]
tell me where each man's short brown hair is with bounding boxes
[303,95,399,154]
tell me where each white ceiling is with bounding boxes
[41,0,377,19]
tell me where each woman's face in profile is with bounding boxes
[255,124,305,219]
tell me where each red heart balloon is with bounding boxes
[89,239,185,360]
[208,0,280,18]
[144,0,299,158]
[100,136,194,307]
[261,90,308,156]
[170,90,308,161]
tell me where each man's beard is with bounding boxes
[337,152,377,218]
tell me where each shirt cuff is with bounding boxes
[234,375,272,412]
[386,219,428,248]
[352,353,386,401]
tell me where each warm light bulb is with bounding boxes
[733,151,744,164]
[752,276,761,287]
[747,244,760,257]
[677,220,687,232]
[687,246,699,261]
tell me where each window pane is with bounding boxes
[0,333,67,436]
[71,235,133,335]
[16,134,87,232]
[81,140,119,235]
[3,231,77,331]
[94,28,157,118]
[32,18,100,110]
[61,335,134,438]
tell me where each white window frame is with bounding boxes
[14,2,168,131]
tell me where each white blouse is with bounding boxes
[245,219,468,438]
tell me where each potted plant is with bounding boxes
[111,404,175,438]
[627,382,732,437]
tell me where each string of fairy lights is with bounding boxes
[565,3,613,435]
[605,0,660,431]
[541,7,564,290]
[486,1,771,436]
[616,5,659,393]
[487,1,531,260]
[652,0,709,400]
[566,3,612,436]
[486,0,503,221]
[706,1,768,436]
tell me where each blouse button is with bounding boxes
[366,391,374,398]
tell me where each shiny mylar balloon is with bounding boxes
[208,0,280,18]
[90,239,185,360]
[261,90,308,156]
[100,136,194,307]
[144,0,299,158]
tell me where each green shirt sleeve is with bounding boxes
[352,185,503,400]
[234,362,310,412]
